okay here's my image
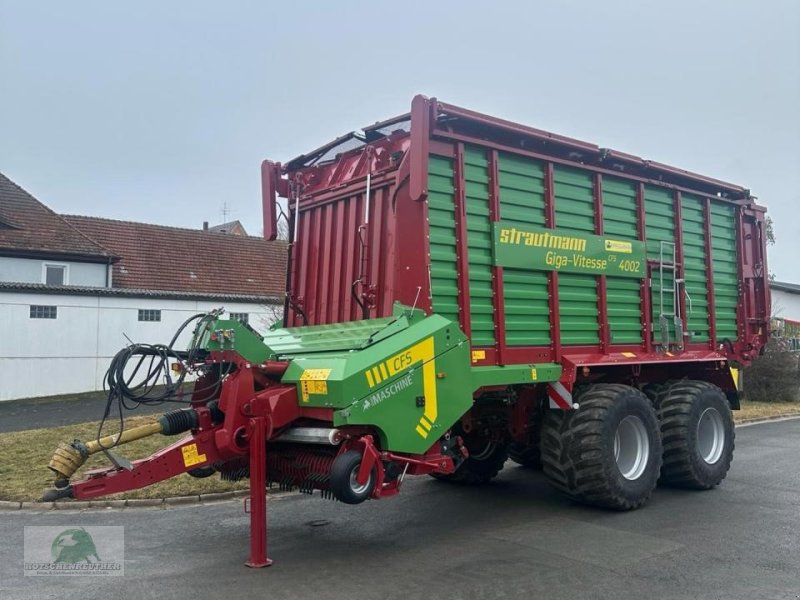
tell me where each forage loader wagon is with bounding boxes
[46,96,770,567]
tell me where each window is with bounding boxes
[229,312,249,325]
[30,305,57,319]
[138,309,162,322]
[43,263,67,286]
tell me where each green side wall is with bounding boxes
[427,152,742,357]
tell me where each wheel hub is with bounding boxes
[696,407,725,464]
[614,415,650,480]
[348,465,373,495]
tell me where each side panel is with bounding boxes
[681,194,711,343]
[602,177,643,345]
[425,144,749,364]
[553,165,599,346]
[290,184,396,325]
[497,152,550,346]
[463,146,496,347]
[710,201,739,342]
[428,155,460,325]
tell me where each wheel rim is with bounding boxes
[697,407,725,464]
[614,415,650,480]
[470,442,496,461]
[348,464,373,495]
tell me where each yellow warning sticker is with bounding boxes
[621,351,637,358]
[471,350,486,363]
[531,368,538,381]
[299,369,332,401]
[181,443,207,468]
[300,380,328,402]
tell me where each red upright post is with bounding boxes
[245,416,272,568]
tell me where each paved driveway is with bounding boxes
[1,419,799,600]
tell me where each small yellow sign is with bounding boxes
[181,443,207,467]
[299,368,332,401]
[604,239,633,253]
[531,368,538,381]
[471,350,486,363]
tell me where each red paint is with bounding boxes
[245,416,272,568]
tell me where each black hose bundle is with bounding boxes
[95,310,225,453]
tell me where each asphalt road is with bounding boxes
[0,393,168,433]
[1,419,799,600]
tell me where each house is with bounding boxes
[770,281,800,350]
[0,173,287,401]
[205,220,248,236]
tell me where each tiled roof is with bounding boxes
[0,173,114,260]
[65,216,287,297]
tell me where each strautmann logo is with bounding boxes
[498,227,587,252]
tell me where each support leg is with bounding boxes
[245,416,272,568]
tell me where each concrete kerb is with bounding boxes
[3,414,799,513]
[1,488,297,512]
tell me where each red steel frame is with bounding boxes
[269,95,769,378]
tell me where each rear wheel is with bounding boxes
[540,384,662,510]
[656,380,734,489]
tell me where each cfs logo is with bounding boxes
[364,337,437,439]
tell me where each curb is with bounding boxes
[735,414,800,427]
[0,489,259,512]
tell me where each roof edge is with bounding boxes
[0,281,282,304]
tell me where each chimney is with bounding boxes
[203,221,208,231]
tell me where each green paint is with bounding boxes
[471,363,561,388]
[710,201,739,340]
[492,221,646,278]
[497,152,551,346]
[201,319,273,364]
[603,177,643,345]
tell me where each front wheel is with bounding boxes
[540,384,663,510]
[656,380,735,489]
[330,450,377,504]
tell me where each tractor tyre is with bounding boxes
[655,380,735,489]
[330,450,377,504]
[431,439,508,485]
[541,384,662,510]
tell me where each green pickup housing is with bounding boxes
[204,304,561,454]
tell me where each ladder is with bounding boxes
[655,240,685,351]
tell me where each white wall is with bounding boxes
[0,291,282,401]
[0,256,108,287]
[771,289,800,321]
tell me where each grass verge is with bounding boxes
[0,416,247,502]
[735,400,800,422]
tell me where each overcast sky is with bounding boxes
[1,1,798,280]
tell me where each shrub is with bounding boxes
[742,339,800,402]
